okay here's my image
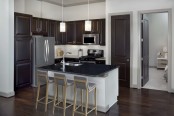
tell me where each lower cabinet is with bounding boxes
[15,62,32,88]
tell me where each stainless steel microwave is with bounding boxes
[83,34,99,45]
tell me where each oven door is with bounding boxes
[80,61,96,64]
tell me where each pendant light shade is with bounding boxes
[85,20,91,31]
[85,0,91,31]
[60,22,66,32]
[60,0,66,32]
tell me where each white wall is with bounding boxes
[106,0,174,90]
[147,13,168,67]
[0,0,14,97]
[14,0,105,21]
[14,0,62,20]
[64,2,106,21]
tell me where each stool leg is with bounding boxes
[36,81,40,110]
[81,89,83,111]
[72,86,77,116]
[53,84,57,115]
[63,86,67,116]
[85,90,89,116]
[94,87,97,115]
[45,83,49,112]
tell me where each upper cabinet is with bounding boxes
[84,19,105,45]
[76,21,84,45]
[15,13,32,36]
[32,17,49,36]
[66,21,76,44]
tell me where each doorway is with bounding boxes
[140,10,171,91]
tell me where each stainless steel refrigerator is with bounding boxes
[32,36,55,87]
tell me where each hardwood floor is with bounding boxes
[0,87,174,116]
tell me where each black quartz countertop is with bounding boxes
[38,63,118,77]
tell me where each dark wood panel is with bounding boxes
[49,20,57,37]
[15,13,31,36]
[15,37,32,62]
[100,19,105,45]
[55,21,64,45]
[75,21,84,44]
[15,62,32,88]
[66,21,76,44]
[111,15,130,87]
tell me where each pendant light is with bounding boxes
[60,0,66,32]
[85,0,91,31]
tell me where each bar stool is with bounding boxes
[53,73,74,116]
[72,76,97,116]
[35,70,54,112]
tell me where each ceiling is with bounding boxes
[39,0,105,7]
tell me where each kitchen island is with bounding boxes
[38,63,119,112]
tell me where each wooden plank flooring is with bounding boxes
[0,87,174,116]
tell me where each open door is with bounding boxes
[141,14,149,86]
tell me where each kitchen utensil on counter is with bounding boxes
[78,49,83,57]
[56,48,64,57]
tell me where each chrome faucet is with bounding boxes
[62,52,72,71]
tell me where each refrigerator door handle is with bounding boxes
[47,40,50,61]
[46,40,48,63]
[44,40,46,63]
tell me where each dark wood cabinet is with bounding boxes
[14,12,32,89]
[49,20,57,41]
[99,19,105,45]
[15,62,32,87]
[91,19,100,33]
[32,17,49,36]
[15,13,31,36]
[76,21,84,44]
[84,19,105,45]
[66,21,76,44]
[15,37,32,62]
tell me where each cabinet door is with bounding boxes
[31,17,39,34]
[41,18,49,36]
[66,22,76,44]
[76,21,84,45]
[55,21,63,45]
[99,19,105,45]
[91,20,100,34]
[15,37,32,62]
[15,62,32,87]
[49,20,57,38]
[15,13,31,36]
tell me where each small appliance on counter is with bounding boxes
[78,49,83,57]
[80,49,104,64]
[56,48,64,57]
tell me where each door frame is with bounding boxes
[107,12,133,87]
[137,9,172,92]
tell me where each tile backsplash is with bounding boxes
[55,45,106,58]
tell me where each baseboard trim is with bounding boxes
[0,91,15,97]
[130,84,138,89]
